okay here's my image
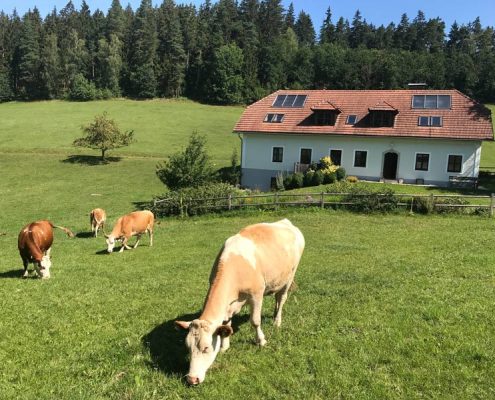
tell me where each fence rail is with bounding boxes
[153,192,495,217]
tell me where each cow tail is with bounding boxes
[50,223,75,238]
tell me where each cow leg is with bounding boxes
[45,247,52,258]
[22,259,29,278]
[148,228,153,247]
[133,234,142,249]
[273,276,296,327]
[94,224,98,237]
[220,320,232,352]
[249,294,266,346]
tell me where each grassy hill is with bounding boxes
[0,100,494,399]
[0,99,244,163]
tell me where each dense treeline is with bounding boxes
[0,0,494,104]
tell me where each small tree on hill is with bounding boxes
[156,131,214,190]
[73,113,134,161]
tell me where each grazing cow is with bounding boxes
[175,218,305,385]
[18,220,74,279]
[90,208,106,237]
[105,210,154,253]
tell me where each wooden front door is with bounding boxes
[383,152,398,180]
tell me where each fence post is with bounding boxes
[228,194,232,211]
[430,193,434,212]
[179,195,184,218]
[491,193,494,217]
[320,192,324,209]
[274,192,279,210]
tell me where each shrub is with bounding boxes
[336,167,346,181]
[69,74,97,101]
[319,156,332,169]
[435,196,470,214]
[293,172,304,188]
[304,170,315,187]
[344,188,398,213]
[152,182,238,216]
[156,132,214,190]
[323,170,337,184]
[275,172,285,191]
[347,176,359,183]
[411,196,434,214]
[284,174,295,190]
[312,170,324,186]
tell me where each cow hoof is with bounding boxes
[273,319,281,328]
[257,338,267,347]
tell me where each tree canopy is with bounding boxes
[0,1,494,103]
[73,112,134,160]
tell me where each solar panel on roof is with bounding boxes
[272,94,307,108]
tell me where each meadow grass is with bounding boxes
[0,100,494,399]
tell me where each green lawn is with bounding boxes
[0,100,494,399]
[0,99,244,164]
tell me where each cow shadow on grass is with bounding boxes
[0,269,23,279]
[61,155,121,165]
[76,231,95,239]
[142,312,250,379]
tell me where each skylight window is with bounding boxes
[418,116,442,127]
[264,113,284,123]
[346,115,357,125]
[412,95,451,109]
[272,94,307,108]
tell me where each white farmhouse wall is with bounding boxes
[241,133,482,190]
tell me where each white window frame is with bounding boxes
[329,148,343,166]
[353,149,368,168]
[446,154,463,174]
[271,146,285,163]
[414,152,431,172]
[346,115,358,125]
[299,147,313,165]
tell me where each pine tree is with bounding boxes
[320,6,334,44]
[106,0,126,40]
[128,0,158,98]
[157,0,186,97]
[40,33,60,98]
[285,2,295,30]
[295,11,315,46]
[210,43,245,104]
[17,9,43,99]
[96,34,122,95]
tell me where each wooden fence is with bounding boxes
[153,192,495,217]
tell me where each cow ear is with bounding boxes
[215,325,233,338]
[175,320,191,330]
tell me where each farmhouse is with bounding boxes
[234,89,493,191]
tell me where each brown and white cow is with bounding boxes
[90,208,106,237]
[105,210,154,253]
[175,218,305,385]
[18,220,74,279]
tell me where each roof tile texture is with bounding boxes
[234,89,493,141]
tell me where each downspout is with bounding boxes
[237,132,243,186]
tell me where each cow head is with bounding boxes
[175,319,233,385]
[105,235,116,253]
[38,254,52,279]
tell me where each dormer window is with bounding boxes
[412,95,451,109]
[264,113,284,123]
[369,111,395,127]
[418,116,442,127]
[272,94,307,108]
[311,111,337,126]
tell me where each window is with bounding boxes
[369,111,395,127]
[272,94,307,108]
[330,149,342,166]
[415,153,429,171]
[311,111,337,126]
[412,95,451,109]
[264,113,284,123]
[346,115,357,125]
[300,148,312,164]
[272,147,283,162]
[447,155,462,173]
[418,116,442,127]
[354,150,367,167]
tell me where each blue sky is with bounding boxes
[2,0,494,30]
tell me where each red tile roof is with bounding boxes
[311,100,341,112]
[234,89,493,141]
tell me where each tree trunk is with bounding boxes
[101,148,106,161]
